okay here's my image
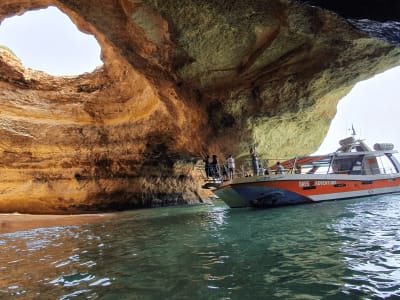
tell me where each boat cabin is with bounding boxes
[295,137,400,175]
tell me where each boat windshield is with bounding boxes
[382,152,400,174]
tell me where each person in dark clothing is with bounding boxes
[250,146,259,176]
[222,163,228,181]
[203,155,211,179]
[211,154,220,180]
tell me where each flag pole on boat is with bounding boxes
[351,124,356,136]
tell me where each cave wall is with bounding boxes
[0,0,399,213]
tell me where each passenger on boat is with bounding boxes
[264,160,270,175]
[227,155,235,180]
[258,163,265,176]
[276,161,284,174]
[203,155,211,179]
[222,163,229,181]
[250,146,259,176]
[211,155,220,180]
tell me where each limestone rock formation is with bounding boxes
[0,0,399,213]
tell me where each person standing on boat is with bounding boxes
[227,154,235,180]
[264,159,270,175]
[258,163,265,176]
[211,154,220,180]
[250,146,259,176]
[276,161,284,174]
[203,155,211,179]
[222,162,229,181]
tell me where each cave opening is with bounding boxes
[316,66,400,154]
[0,6,103,76]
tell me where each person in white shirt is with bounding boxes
[277,161,284,174]
[227,155,235,180]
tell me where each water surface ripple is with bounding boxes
[1,195,400,299]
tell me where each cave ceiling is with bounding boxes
[0,0,399,213]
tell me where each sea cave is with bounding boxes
[0,0,399,214]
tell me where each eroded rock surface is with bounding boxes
[0,0,399,213]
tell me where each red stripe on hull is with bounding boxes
[235,177,400,200]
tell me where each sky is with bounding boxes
[315,66,400,154]
[0,6,399,153]
[0,6,102,76]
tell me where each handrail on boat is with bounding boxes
[199,152,400,183]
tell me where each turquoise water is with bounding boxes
[2,195,400,299]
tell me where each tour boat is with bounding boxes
[213,136,400,208]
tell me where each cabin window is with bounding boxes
[377,154,397,174]
[362,156,379,175]
[332,155,363,175]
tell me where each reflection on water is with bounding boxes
[1,196,400,299]
[332,195,400,298]
[0,225,109,298]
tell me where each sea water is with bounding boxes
[1,195,400,299]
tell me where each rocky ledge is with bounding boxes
[0,0,399,213]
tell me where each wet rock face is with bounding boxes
[0,0,399,213]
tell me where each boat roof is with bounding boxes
[330,136,397,156]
